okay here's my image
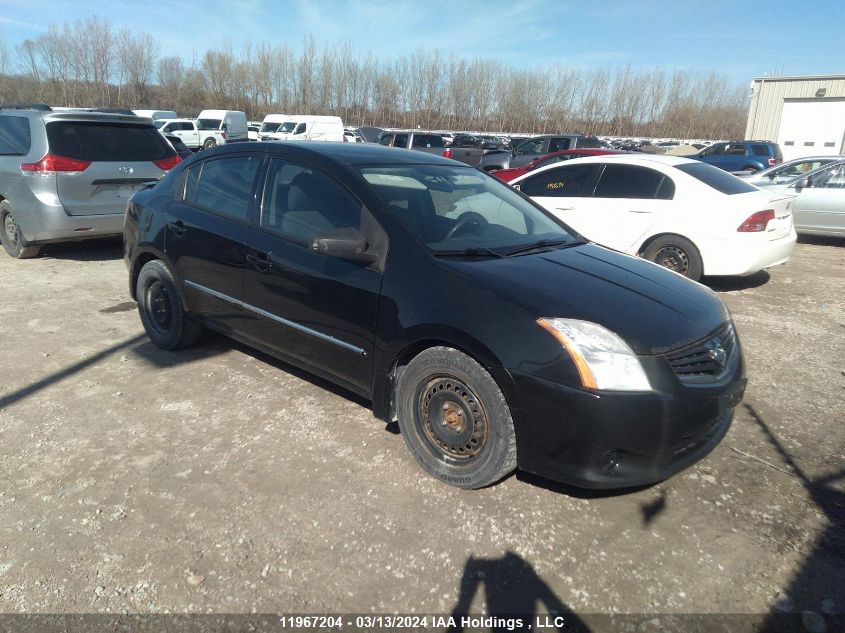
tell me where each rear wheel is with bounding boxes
[203,138,217,149]
[642,235,703,281]
[0,201,40,259]
[136,260,202,350]
[396,347,517,489]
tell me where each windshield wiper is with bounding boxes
[431,247,508,259]
[504,239,585,257]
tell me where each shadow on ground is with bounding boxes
[705,270,771,292]
[40,237,123,261]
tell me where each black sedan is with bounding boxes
[124,142,746,489]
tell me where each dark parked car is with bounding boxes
[688,140,782,173]
[479,134,603,172]
[125,143,746,490]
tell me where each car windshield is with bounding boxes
[261,122,283,133]
[153,120,166,129]
[359,165,578,254]
[278,122,297,133]
[196,118,222,130]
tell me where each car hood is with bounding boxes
[442,243,727,355]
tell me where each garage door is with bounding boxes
[777,98,845,161]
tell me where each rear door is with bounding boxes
[166,152,263,328]
[242,157,383,393]
[573,163,672,251]
[790,162,845,234]
[47,120,176,216]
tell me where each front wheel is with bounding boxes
[203,138,217,149]
[136,260,202,350]
[641,235,703,281]
[396,347,517,489]
[0,201,40,259]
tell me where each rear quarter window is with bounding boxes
[676,162,758,195]
[46,122,174,162]
[751,144,771,156]
[0,116,32,155]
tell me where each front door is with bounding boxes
[242,157,383,394]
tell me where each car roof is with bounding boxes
[210,140,457,166]
[510,153,700,181]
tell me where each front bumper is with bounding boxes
[509,340,746,489]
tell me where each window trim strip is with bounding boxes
[183,280,366,356]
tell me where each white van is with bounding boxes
[259,113,291,141]
[196,109,248,144]
[133,110,178,121]
[263,115,344,142]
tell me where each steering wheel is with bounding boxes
[444,211,489,240]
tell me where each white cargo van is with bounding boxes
[263,115,344,142]
[133,110,178,121]
[259,113,292,141]
[196,109,248,145]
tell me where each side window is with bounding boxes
[188,155,260,221]
[520,164,597,198]
[393,133,408,148]
[0,116,32,155]
[548,138,571,152]
[594,164,669,199]
[181,122,195,131]
[725,143,747,156]
[751,144,770,156]
[704,143,726,156]
[516,138,543,155]
[294,123,306,135]
[810,164,845,189]
[378,133,393,146]
[261,159,362,243]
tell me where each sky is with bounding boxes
[1,0,843,85]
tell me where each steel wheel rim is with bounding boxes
[144,279,173,334]
[416,376,488,460]
[653,245,690,274]
[3,214,20,248]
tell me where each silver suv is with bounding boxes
[0,105,179,258]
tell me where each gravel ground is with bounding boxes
[0,237,842,629]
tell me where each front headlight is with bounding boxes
[537,318,652,392]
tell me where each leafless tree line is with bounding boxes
[0,17,748,138]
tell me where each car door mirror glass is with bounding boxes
[310,227,377,263]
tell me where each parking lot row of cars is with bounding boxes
[0,101,841,492]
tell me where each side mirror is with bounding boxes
[310,227,378,264]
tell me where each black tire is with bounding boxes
[641,235,703,281]
[203,138,217,149]
[0,201,41,259]
[396,347,517,489]
[136,260,202,350]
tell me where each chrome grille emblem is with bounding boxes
[704,339,727,369]
[118,166,134,175]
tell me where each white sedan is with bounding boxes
[509,154,797,280]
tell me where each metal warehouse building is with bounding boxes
[745,74,845,161]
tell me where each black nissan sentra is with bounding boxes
[124,142,746,490]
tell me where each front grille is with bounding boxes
[666,323,737,381]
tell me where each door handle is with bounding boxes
[629,210,653,214]
[246,251,272,272]
[167,220,186,235]
[555,206,574,211]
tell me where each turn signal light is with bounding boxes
[442,148,453,159]
[768,157,778,166]
[20,154,91,174]
[737,209,775,232]
[153,155,181,171]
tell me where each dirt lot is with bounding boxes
[0,237,843,629]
